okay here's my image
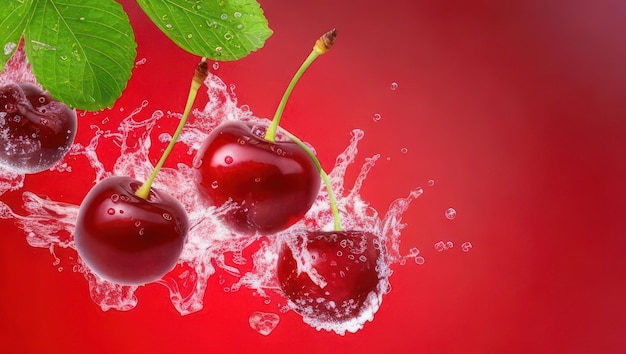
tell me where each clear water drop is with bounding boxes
[427,179,435,186]
[373,113,382,122]
[400,147,408,153]
[461,242,473,252]
[390,82,398,90]
[212,62,220,70]
[220,13,228,20]
[234,12,242,18]
[445,208,456,220]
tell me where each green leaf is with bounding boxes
[137,0,272,61]
[0,0,33,70]
[25,0,136,110]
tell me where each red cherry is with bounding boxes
[74,176,189,286]
[193,121,321,235]
[0,83,76,173]
[277,230,385,329]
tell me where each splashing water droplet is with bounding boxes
[4,42,17,56]
[249,312,280,336]
[445,208,456,220]
[461,242,473,252]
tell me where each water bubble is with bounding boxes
[3,42,17,56]
[254,177,261,183]
[165,24,173,29]
[427,179,435,186]
[415,256,425,265]
[434,241,445,252]
[461,242,473,253]
[445,208,456,220]
[135,58,147,66]
[110,194,120,203]
[390,82,398,90]
[249,312,280,336]
[236,23,244,30]
[234,12,242,18]
[79,17,85,21]
[220,13,228,20]
[446,241,454,249]
[187,33,193,39]
[224,156,233,164]
[373,113,382,122]
[163,213,172,221]
[211,181,219,189]
[400,147,408,153]
[212,62,220,70]
[60,55,68,61]
[107,208,115,215]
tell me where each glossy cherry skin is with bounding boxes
[74,176,189,286]
[193,121,321,235]
[277,230,382,323]
[0,83,76,173]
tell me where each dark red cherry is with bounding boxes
[0,82,76,173]
[193,121,321,235]
[74,176,189,286]
[277,230,384,325]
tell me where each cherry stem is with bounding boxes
[264,29,337,142]
[281,129,342,232]
[135,59,209,199]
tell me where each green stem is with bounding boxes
[264,50,319,142]
[135,60,208,199]
[281,129,342,232]
[264,28,337,142]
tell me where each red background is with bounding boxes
[1,0,625,353]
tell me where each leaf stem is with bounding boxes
[264,29,337,142]
[280,129,342,232]
[135,59,209,199]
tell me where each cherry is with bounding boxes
[0,82,77,173]
[277,230,384,327]
[74,61,209,285]
[193,29,337,235]
[74,176,189,285]
[193,121,321,235]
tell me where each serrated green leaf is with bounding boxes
[0,0,33,70]
[25,0,136,110]
[137,0,272,61]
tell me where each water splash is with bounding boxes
[0,48,424,333]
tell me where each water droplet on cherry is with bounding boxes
[400,147,408,153]
[224,156,233,164]
[211,181,219,189]
[390,82,398,90]
[427,179,435,186]
[110,194,119,203]
[107,208,115,215]
[212,62,219,70]
[461,242,473,252]
[373,113,382,122]
[445,208,456,220]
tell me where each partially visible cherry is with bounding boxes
[75,176,189,286]
[277,230,384,326]
[193,121,320,235]
[0,82,77,173]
